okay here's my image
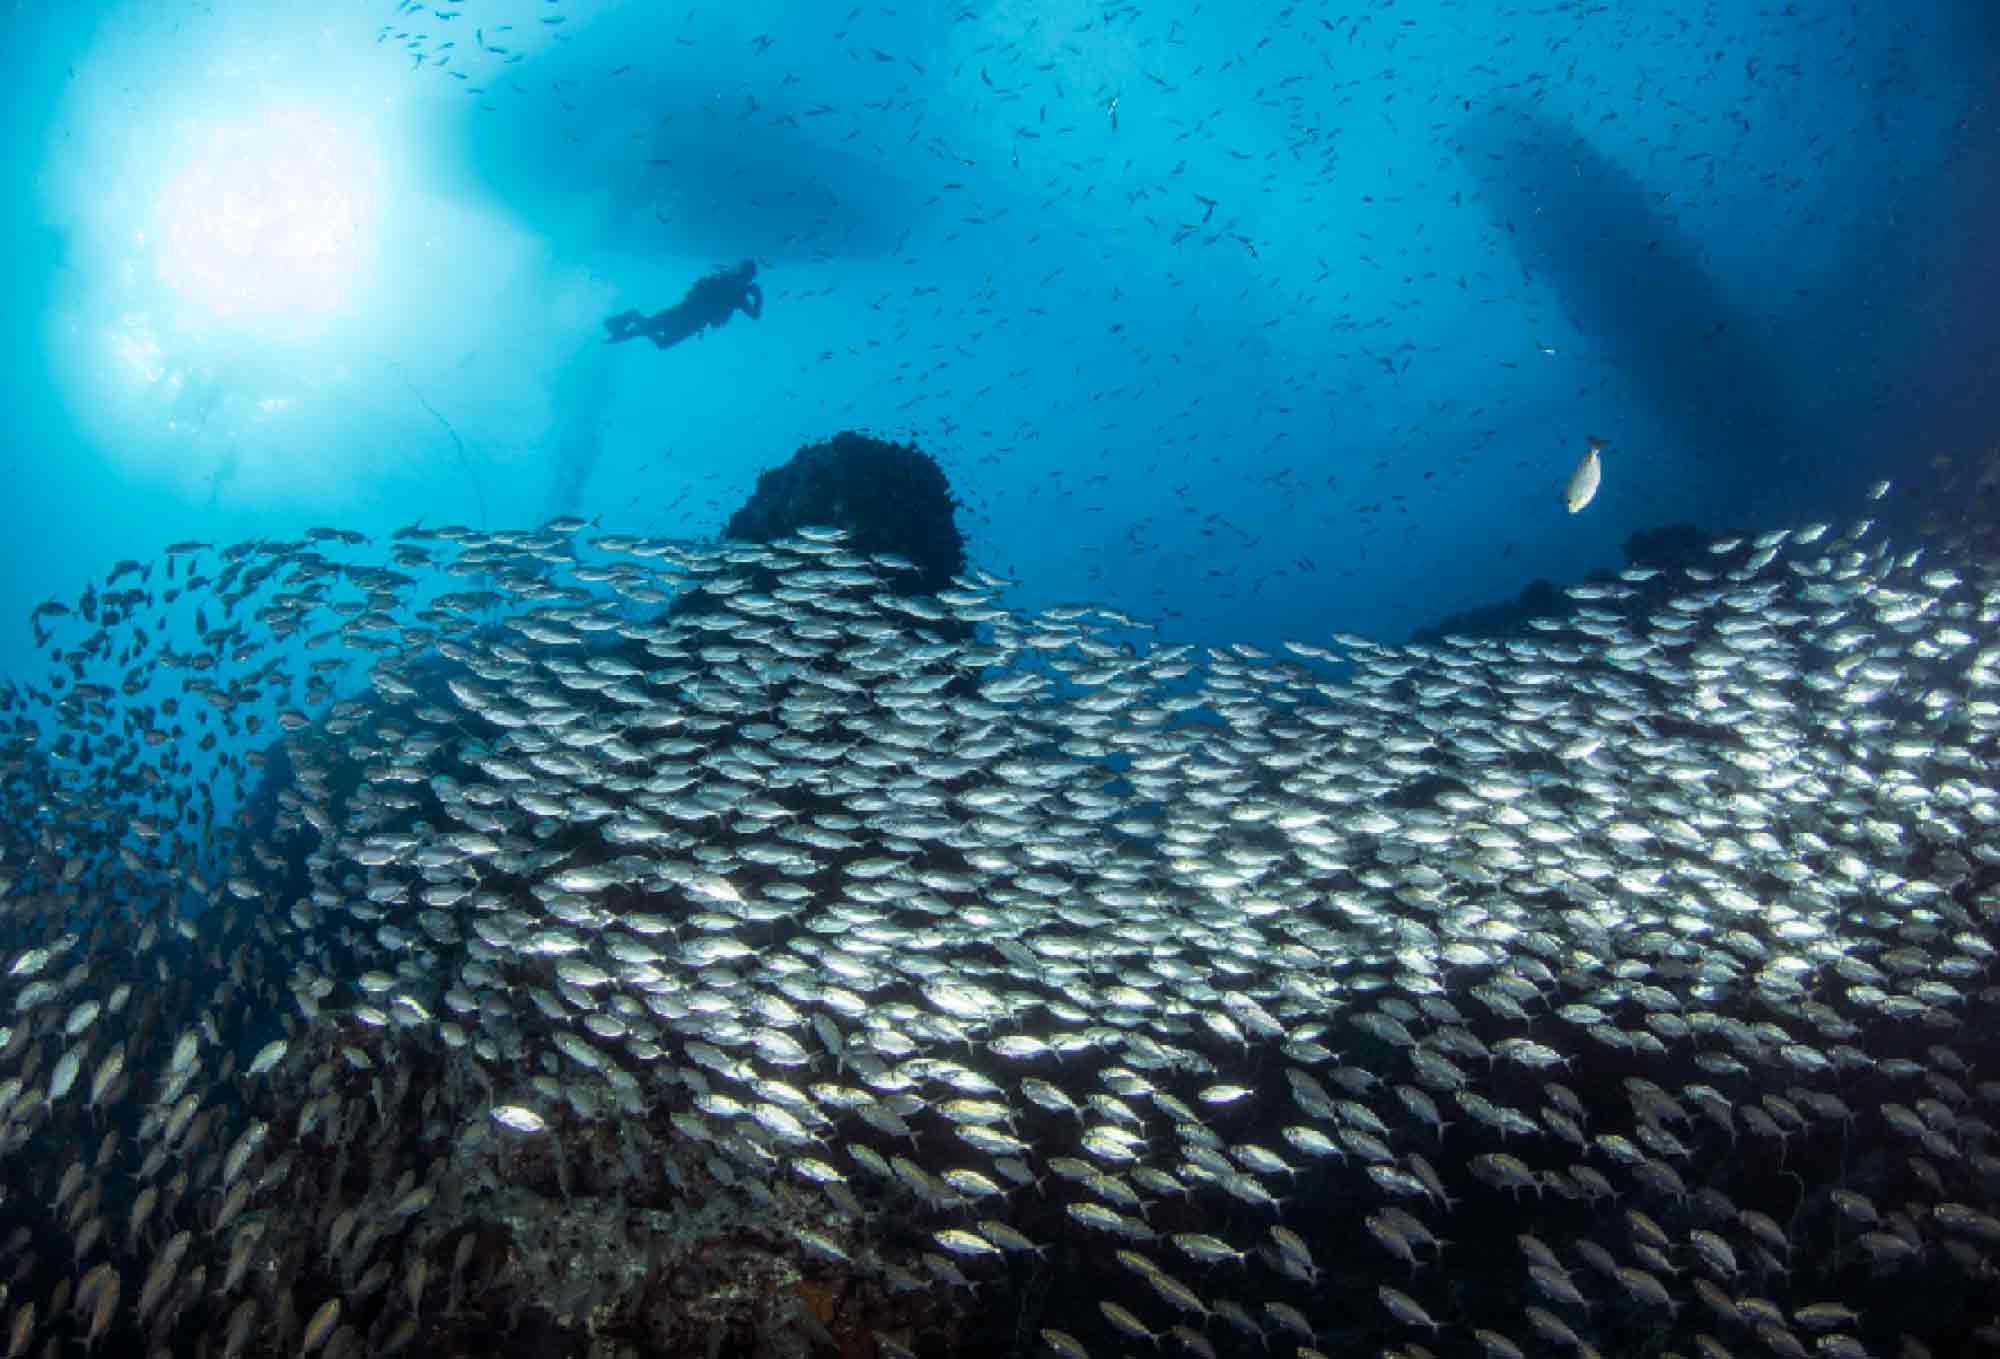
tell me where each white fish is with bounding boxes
[1564,437,1606,512]
[490,1105,548,1133]
[245,1039,288,1077]
[48,1048,81,1103]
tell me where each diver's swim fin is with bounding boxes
[603,310,642,343]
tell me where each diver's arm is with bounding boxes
[742,284,763,320]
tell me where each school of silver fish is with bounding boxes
[0,499,1997,1358]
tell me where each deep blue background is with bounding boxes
[1,0,1994,677]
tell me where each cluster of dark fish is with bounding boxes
[0,501,1997,1359]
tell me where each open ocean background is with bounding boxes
[3,0,1994,674]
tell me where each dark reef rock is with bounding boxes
[1620,521,1711,574]
[722,431,966,600]
[1413,521,1718,644]
[1410,577,1566,646]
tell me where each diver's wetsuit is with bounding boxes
[604,261,763,351]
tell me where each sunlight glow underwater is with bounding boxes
[152,107,382,325]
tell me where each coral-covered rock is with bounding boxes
[722,431,966,600]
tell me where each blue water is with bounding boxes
[1,0,1992,683]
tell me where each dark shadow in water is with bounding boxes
[547,340,614,518]
[455,13,923,266]
[1454,98,1838,522]
[1888,8,2000,471]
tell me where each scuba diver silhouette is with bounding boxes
[603,261,763,350]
